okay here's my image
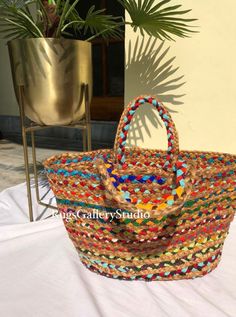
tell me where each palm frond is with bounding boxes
[57,0,84,37]
[0,0,43,39]
[55,0,70,37]
[0,0,197,41]
[118,0,197,40]
[82,6,124,40]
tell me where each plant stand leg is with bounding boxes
[31,129,58,211]
[31,130,40,204]
[87,123,91,151]
[18,86,34,222]
[85,84,92,151]
[82,129,87,152]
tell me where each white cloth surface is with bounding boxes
[0,183,235,317]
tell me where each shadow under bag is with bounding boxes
[44,96,236,281]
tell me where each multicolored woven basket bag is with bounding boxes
[44,96,236,281]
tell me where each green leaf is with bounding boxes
[0,0,197,41]
[0,0,43,39]
[17,10,43,36]
[61,20,83,32]
[119,0,197,40]
[56,0,70,37]
[64,0,81,20]
[55,0,62,14]
[81,6,123,40]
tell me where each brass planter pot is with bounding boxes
[8,38,92,125]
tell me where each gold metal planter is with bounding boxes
[8,38,92,125]
[7,38,93,221]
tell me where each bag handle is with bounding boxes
[114,95,179,170]
[95,95,193,216]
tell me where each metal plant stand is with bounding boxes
[18,85,92,222]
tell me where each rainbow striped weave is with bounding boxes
[44,96,236,281]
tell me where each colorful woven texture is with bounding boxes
[44,96,236,281]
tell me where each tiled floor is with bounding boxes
[0,139,66,192]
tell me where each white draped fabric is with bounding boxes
[0,183,235,317]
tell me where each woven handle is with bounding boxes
[114,95,179,170]
[95,95,193,216]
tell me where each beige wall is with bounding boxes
[0,40,18,116]
[125,0,236,154]
[1,0,236,155]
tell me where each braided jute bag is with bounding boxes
[44,96,236,281]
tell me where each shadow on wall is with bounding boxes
[125,37,185,148]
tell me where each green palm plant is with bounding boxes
[0,0,197,41]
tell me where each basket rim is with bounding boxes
[43,148,236,168]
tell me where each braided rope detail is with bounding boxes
[96,157,191,214]
[114,96,179,169]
